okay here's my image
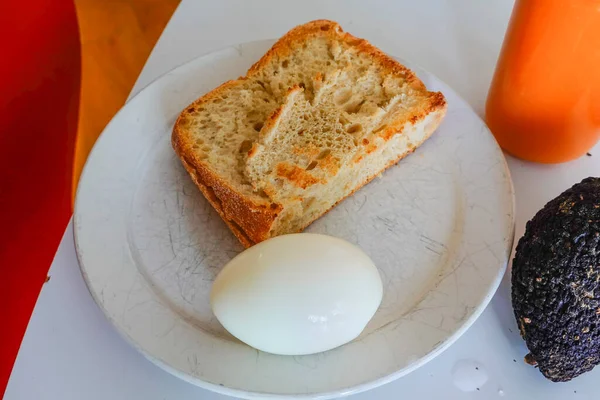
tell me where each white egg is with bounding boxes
[210,233,383,356]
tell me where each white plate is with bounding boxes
[74,40,515,399]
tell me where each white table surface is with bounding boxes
[6,1,600,399]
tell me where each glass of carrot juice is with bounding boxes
[486,0,600,163]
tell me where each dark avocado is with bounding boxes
[512,177,600,382]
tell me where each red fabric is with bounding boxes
[0,0,80,395]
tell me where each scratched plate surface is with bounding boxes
[74,40,515,399]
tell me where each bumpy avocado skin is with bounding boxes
[512,177,600,382]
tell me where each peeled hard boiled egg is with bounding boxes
[210,233,383,356]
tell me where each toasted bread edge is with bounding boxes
[172,19,447,246]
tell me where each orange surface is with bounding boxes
[73,0,180,197]
[486,0,600,163]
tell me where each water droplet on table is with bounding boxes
[498,389,505,396]
[451,359,488,392]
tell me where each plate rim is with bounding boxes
[74,39,516,399]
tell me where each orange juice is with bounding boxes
[486,0,600,163]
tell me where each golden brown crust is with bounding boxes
[247,20,339,75]
[295,108,447,232]
[249,19,446,143]
[177,157,255,248]
[379,91,447,142]
[248,20,427,91]
[172,19,447,247]
[172,118,281,247]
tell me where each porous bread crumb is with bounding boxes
[173,20,447,246]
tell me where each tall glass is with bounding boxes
[486,0,600,163]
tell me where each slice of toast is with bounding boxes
[172,20,447,247]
